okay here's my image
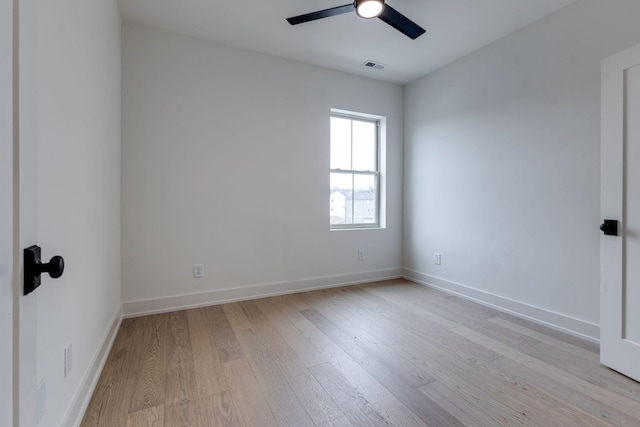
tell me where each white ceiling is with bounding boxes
[117,0,576,85]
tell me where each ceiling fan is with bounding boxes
[286,0,426,40]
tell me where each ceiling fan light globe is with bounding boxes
[355,0,384,19]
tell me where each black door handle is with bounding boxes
[600,219,618,236]
[24,245,65,295]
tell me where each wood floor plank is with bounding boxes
[222,358,278,427]
[81,318,143,426]
[204,305,245,363]
[198,391,240,426]
[227,323,315,427]
[491,355,640,427]
[301,299,435,388]
[452,324,640,420]
[238,299,343,425]
[309,362,392,427]
[419,380,518,427]
[441,354,608,427]
[393,340,531,426]
[105,318,146,380]
[319,285,502,400]
[129,315,168,413]
[359,281,461,330]
[403,288,545,351]
[187,307,229,397]
[292,318,429,427]
[494,309,600,353]
[398,337,609,427]
[423,296,540,359]
[253,297,328,367]
[488,316,600,362]
[526,341,640,401]
[304,288,417,345]
[316,415,354,427]
[126,405,164,427]
[344,284,502,364]
[222,302,252,331]
[361,280,450,305]
[164,400,201,427]
[321,286,380,309]
[301,307,465,427]
[81,376,136,426]
[268,294,310,323]
[165,311,198,405]
[82,279,640,427]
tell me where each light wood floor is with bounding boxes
[81,279,640,426]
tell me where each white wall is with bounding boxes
[1,0,14,423]
[404,0,640,339]
[33,0,121,425]
[121,23,404,311]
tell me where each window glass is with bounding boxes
[329,113,380,229]
[352,121,376,171]
[330,117,351,170]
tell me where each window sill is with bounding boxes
[330,226,384,231]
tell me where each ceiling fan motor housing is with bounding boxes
[355,0,385,19]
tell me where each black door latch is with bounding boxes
[600,219,618,236]
[24,245,64,295]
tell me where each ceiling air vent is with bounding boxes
[363,60,386,70]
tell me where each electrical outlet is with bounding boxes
[64,344,72,377]
[37,378,46,423]
[434,253,441,265]
[358,249,365,260]
[194,264,204,278]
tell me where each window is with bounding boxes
[330,113,380,229]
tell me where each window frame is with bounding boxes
[329,112,381,230]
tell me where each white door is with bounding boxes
[14,0,40,424]
[1,0,15,424]
[600,42,640,382]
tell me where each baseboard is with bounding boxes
[63,303,123,427]
[122,268,404,318]
[403,268,600,343]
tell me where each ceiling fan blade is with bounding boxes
[286,4,355,25]
[378,4,425,39]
